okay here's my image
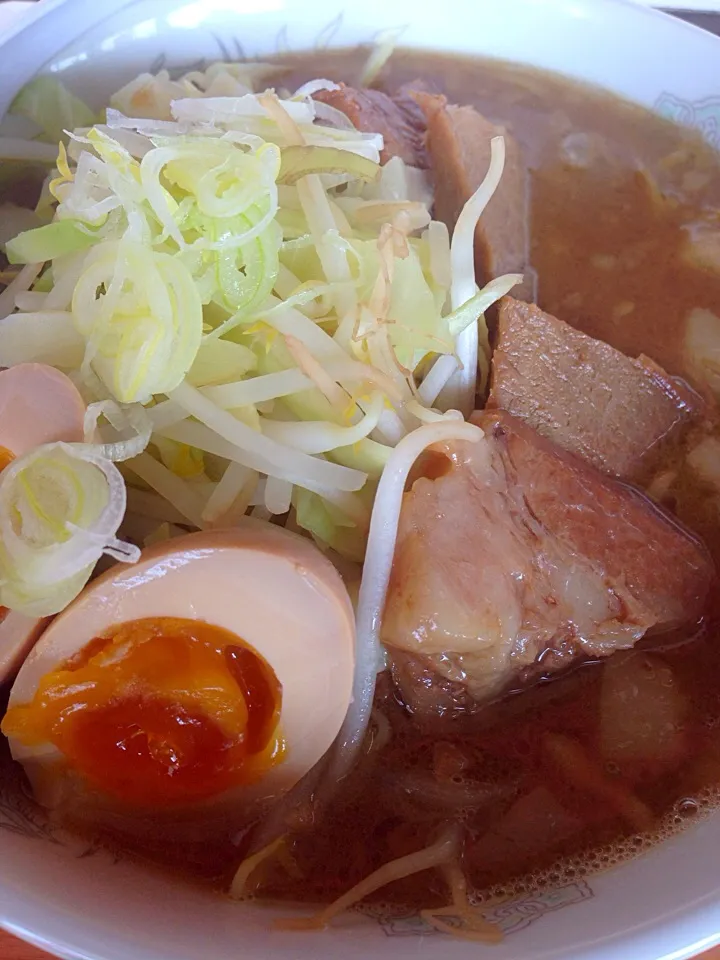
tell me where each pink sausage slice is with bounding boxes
[0,363,85,457]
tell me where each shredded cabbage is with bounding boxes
[10,76,95,144]
[6,219,99,265]
[186,339,257,386]
[278,145,379,185]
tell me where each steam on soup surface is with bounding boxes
[1,47,720,940]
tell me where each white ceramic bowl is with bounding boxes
[2,1,720,958]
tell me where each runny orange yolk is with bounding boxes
[1,618,284,808]
[0,445,14,472]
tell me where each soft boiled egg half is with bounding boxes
[0,363,85,682]
[2,523,355,837]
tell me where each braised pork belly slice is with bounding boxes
[382,411,713,707]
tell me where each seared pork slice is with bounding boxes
[313,85,428,168]
[414,93,534,301]
[381,411,712,708]
[489,298,699,481]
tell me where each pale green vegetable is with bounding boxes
[445,274,524,337]
[329,438,391,476]
[153,436,206,479]
[11,76,95,144]
[187,339,257,387]
[294,487,365,561]
[279,145,380,185]
[6,219,99,265]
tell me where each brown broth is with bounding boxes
[239,628,720,913]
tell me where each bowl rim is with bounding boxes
[1,2,720,960]
[1,0,720,116]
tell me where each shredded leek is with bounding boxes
[0,442,138,616]
[72,241,203,403]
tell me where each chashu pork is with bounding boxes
[382,411,713,711]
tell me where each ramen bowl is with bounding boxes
[1,1,720,958]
